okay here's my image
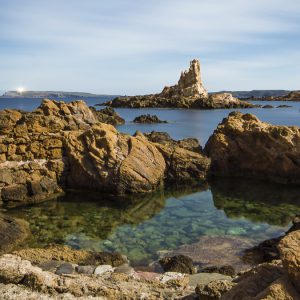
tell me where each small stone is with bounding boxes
[38,260,63,272]
[114,264,135,276]
[75,265,95,274]
[94,265,114,275]
[159,272,189,288]
[55,263,75,275]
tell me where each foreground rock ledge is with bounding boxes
[104,59,254,109]
[205,111,300,185]
[0,254,193,299]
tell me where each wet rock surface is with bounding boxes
[104,59,254,109]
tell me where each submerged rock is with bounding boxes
[133,114,167,123]
[104,59,254,109]
[205,111,300,185]
[168,235,255,272]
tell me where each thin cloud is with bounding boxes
[0,0,299,93]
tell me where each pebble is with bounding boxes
[75,265,95,274]
[38,260,63,272]
[114,264,135,276]
[94,265,114,275]
[55,263,75,275]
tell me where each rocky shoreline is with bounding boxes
[0,96,300,298]
[0,220,299,299]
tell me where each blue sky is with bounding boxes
[1,0,300,95]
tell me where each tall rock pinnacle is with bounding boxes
[160,59,208,99]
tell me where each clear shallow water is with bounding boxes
[2,97,300,267]
[8,179,300,267]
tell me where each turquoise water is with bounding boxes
[8,179,300,267]
[2,97,300,267]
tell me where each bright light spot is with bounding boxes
[17,87,25,94]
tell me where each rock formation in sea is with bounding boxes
[205,111,300,185]
[0,99,210,206]
[103,59,255,109]
[133,114,167,123]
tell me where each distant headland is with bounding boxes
[1,91,119,99]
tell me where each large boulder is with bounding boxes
[205,111,300,184]
[144,131,210,184]
[220,231,300,299]
[64,124,166,194]
[278,230,300,292]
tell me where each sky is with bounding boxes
[0,0,300,95]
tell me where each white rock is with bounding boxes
[159,272,186,284]
[94,265,114,275]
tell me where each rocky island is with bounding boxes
[133,114,167,123]
[104,59,255,109]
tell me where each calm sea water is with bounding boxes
[3,97,300,267]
